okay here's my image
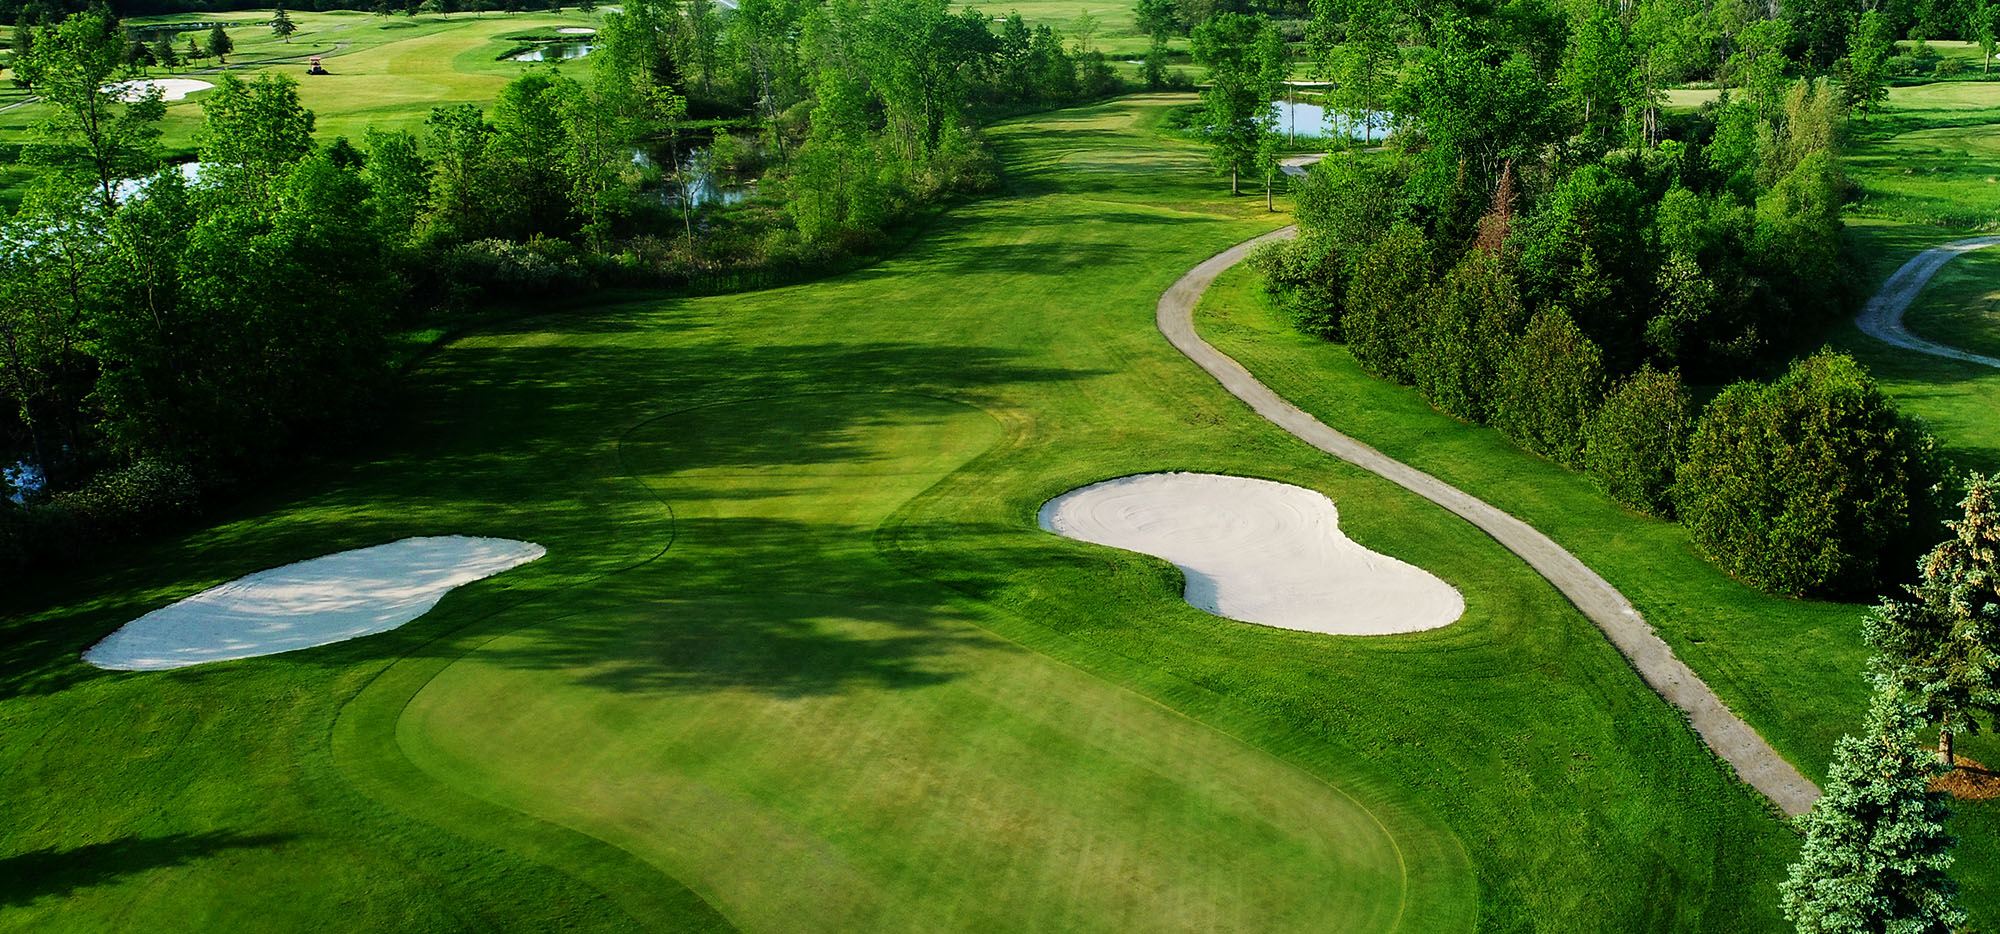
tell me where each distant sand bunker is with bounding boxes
[102,78,213,102]
[84,536,545,671]
[1039,473,1463,635]
[557,26,597,33]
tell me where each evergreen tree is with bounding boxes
[151,33,177,70]
[1491,308,1605,468]
[1866,474,2000,767]
[272,7,296,40]
[207,23,232,61]
[1583,366,1690,517]
[1674,351,1942,597]
[1779,690,1963,934]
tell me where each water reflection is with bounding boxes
[510,41,595,62]
[1269,100,1392,142]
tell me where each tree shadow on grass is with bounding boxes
[0,831,297,908]
[1,336,1095,701]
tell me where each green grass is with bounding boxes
[2,95,1796,931]
[1848,79,2000,227]
[1194,243,2000,928]
[0,10,611,203]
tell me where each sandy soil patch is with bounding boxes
[557,26,597,33]
[83,536,545,671]
[102,78,214,102]
[1039,472,1463,635]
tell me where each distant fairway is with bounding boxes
[0,96,1796,931]
[0,10,610,202]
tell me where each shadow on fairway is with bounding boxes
[0,334,1095,702]
[0,832,298,908]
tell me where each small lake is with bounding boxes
[510,41,594,62]
[1269,101,1392,142]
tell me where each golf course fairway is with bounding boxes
[1,95,1794,931]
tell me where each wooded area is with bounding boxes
[0,0,1128,567]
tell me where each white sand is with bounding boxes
[83,536,545,671]
[1038,473,1463,635]
[102,78,214,102]
[557,26,597,33]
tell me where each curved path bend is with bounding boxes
[1160,226,1821,817]
[1856,235,2000,366]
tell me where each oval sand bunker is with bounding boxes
[1039,473,1463,635]
[84,536,545,671]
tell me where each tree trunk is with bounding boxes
[1265,173,1273,211]
[1231,167,1238,195]
[1941,726,1955,768]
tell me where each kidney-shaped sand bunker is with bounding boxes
[1039,473,1463,635]
[84,536,546,671]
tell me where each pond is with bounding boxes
[634,148,756,208]
[113,161,206,202]
[510,41,595,62]
[1268,100,1393,143]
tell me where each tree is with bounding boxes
[208,23,233,61]
[1866,475,2000,767]
[272,6,297,40]
[1842,9,1893,115]
[1342,222,1431,383]
[1412,249,1524,424]
[1190,12,1284,195]
[123,35,153,73]
[1558,1,1640,146]
[1779,690,1963,934]
[0,179,113,489]
[153,33,179,70]
[1490,308,1605,468]
[1978,0,2000,76]
[196,73,318,199]
[1310,0,1398,145]
[16,10,166,213]
[1583,366,1690,517]
[184,36,201,65]
[1673,351,1942,597]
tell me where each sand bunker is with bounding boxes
[1039,473,1463,635]
[83,536,545,671]
[102,78,213,102]
[557,26,597,33]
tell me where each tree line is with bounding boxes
[1255,0,1947,599]
[0,0,1127,568]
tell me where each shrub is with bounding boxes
[1412,249,1523,423]
[1673,350,1943,597]
[1584,366,1690,516]
[1342,222,1432,383]
[1491,308,1605,467]
[1935,57,1967,79]
[1251,235,1347,339]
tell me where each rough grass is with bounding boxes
[0,95,1795,931]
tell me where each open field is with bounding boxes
[0,95,1794,930]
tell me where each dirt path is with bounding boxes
[1159,226,1821,817]
[1855,235,2000,367]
